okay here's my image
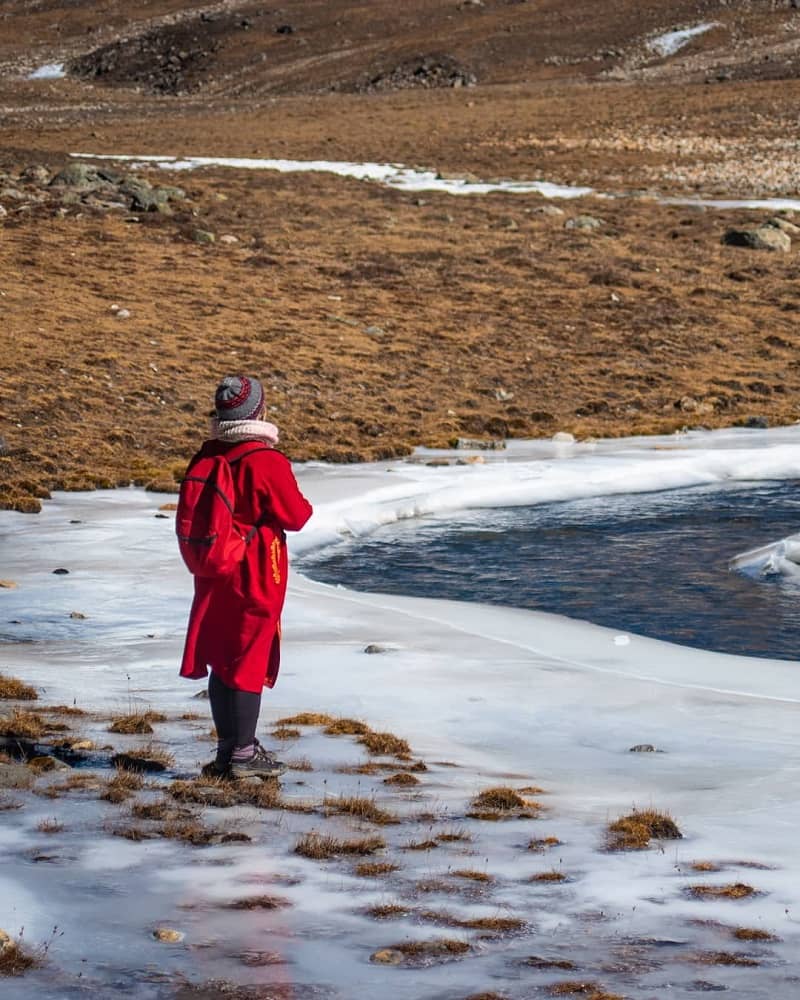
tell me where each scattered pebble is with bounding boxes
[69,611,87,620]
[0,580,17,589]
[364,644,388,654]
[52,568,69,575]
[152,927,184,943]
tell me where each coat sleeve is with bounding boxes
[257,452,313,532]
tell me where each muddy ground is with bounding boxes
[1,0,800,511]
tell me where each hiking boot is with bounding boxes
[230,741,286,780]
[201,759,231,779]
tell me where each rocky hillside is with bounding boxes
[2,0,800,97]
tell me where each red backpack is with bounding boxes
[176,444,270,578]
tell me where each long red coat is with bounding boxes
[179,440,313,693]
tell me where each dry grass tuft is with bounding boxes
[111,743,174,773]
[0,796,23,811]
[226,895,291,910]
[294,831,385,860]
[378,938,470,963]
[366,903,411,920]
[416,878,462,895]
[0,933,40,976]
[324,795,398,825]
[471,787,528,811]
[436,827,472,843]
[529,837,562,852]
[383,772,420,787]
[286,757,314,772]
[733,927,778,942]
[420,910,525,932]
[38,704,87,716]
[160,819,216,846]
[100,768,145,803]
[0,710,46,739]
[355,861,400,877]
[108,710,165,734]
[531,870,568,883]
[549,983,623,999]
[275,712,336,726]
[0,674,38,701]
[687,883,757,901]
[690,951,760,967]
[271,727,300,740]
[524,956,576,970]
[131,798,178,822]
[606,809,682,851]
[36,818,64,834]
[324,717,371,736]
[404,839,439,851]
[452,869,493,883]
[359,730,412,757]
[169,776,282,810]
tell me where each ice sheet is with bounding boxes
[650,23,716,58]
[27,63,66,80]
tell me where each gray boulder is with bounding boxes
[722,226,791,252]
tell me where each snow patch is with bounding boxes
[650,23,716,58]
[27,62,66,80]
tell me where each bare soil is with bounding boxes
[1,1,800,511]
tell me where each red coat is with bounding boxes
[179,440,313,693]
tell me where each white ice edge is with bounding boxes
[70,152,800,211]
[5,426,800,992]
[650,22,717,58]
[27,62,66,80]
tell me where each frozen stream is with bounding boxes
[3,428,800,998]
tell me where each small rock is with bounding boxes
[565,215,603,232]
[219,234,239,245]
[629,744,658,753]
[0,187,24,201]
[533,204,565,217]
[276,24,294,34]
[364,644,388,654]
[49,163,98,189]
[0,580,18,589]
[552,432,576,444]
[192,229,216,244]
[722,226,791,252]
[52,568,69,575]
[365,325,385,337]
[370,948,404,965]
[0,205,7,219]
[193,689,210,700]
[64,739,94,751]
[153,928,184,944]
[115,308,131,320]
[19,164,50,185]
[154,513,169,519]
[494,388,514,402]
[69,611,87,620]
[767,217,800,236]
[741,415,769,429]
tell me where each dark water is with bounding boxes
[300,481,800,660]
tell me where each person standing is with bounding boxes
[178,375,313,778]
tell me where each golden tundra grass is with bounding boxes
[549,984,624,1000]
[108,710,166,734]
[112,743,174,772]
[38,704,87,716]
[689,951,759,967]
[275,712,336,726]
[325,718,371,736]
[36,818,64,834]
[323,794,398,825]
[531,870,568,883]
[0,933,39,976]
[271,726,300,740]
[383,772,419,787]
[225,895,292,910]
[0,709,47,739]
[419,910,525,932]
[366,903,411,920]
[355,861,400,877]
[687,882,757,900]
[0,674,37,701]
[100,767,145,803]
[294,831,385,860]
[376,938,470,961]
[359,730,412,757]
[452,869,493,883]
[529,836,562,852]
[169,776,282,810]
[606,809,682,850]
[733,927,778,941]
[468,786,543,820]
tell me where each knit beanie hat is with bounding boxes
[214,375,265,423]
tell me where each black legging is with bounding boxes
[208,671,262,765]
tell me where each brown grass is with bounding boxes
[110,824,159,842]
[100,768,145,803]
[324,795,398,825]
[111,743,174,772]
[382,938,470,961]
[606,809,682,851]
[286,757,314,772]
[383,772,420,787]
[36,818,64,834]
[404,839,439,851]
[355,861,400,877]
[0,674,37,701]
[0,934,40,976]
[358,730,412,757]
[531,870,567,883]
[38,704,87,716]
[366,903,411,920]
[108,710,166,734]
[0,796,23,811]
[549,984,623,1000]
[436,827,472,843]
[131,798,177,821]
[471,787,527,810]
[524,957,577,970]
[160,819,218,846]
[733,927,778,942]
[690,861,721,872]
[271,727,300,740]
[226,895,292,910]
[169,776,282,810]
[416,878,462,895]
[420,910,525,932]
[529,837,562,852]
[687,883,757,901]
[275,712,336,726]
[324,718,371,736]
[690,951,760,967]
[452,869,493,883]
[294,831,385,860]
[0,710,46,739]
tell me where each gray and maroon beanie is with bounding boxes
[214,375,265,423]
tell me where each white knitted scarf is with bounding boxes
[210,417,280,446]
